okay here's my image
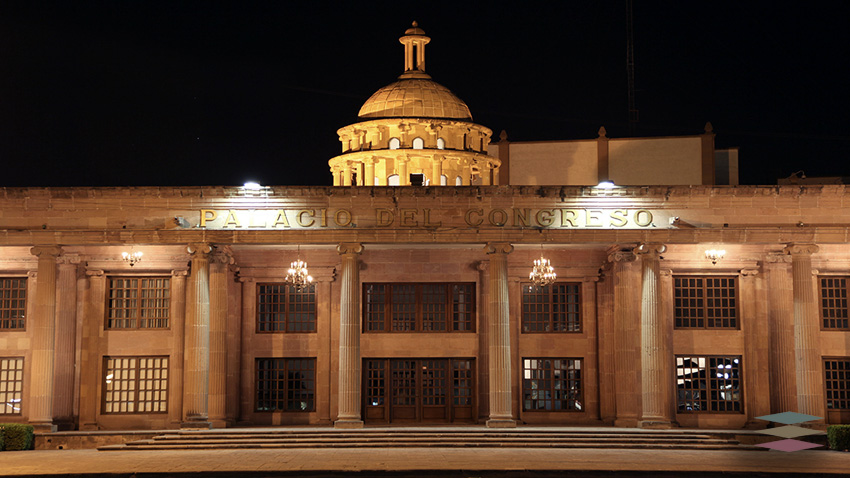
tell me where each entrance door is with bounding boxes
[364,358,475,423]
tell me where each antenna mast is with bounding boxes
[626,0,638,135]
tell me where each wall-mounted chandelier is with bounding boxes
[705,249,726,265]
[121,248,143,267]
[285,246,313,291]
[529,254,557,288]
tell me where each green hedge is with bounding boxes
[828,425,850,451]
[0,424,34,451]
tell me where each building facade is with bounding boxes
[0,25,849,432]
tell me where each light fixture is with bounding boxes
[243,181,262,190]
[285,245,313,291]
[595,180,616,189]
[705,249,726,265]
[529,247,557,289]
[122,248,143,267]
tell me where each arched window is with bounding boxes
[440,174,448,186]
[436,138,446,150]
[412,137,424,149]
[455,176,463,186]
[387,174,400,186]
[389,138,400,150]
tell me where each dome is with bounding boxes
[358,78,472,120]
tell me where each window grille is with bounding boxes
[107,277,170,329]
[257,283,317,333]
[255,358,315,412]
[522,358,582,411]
[0,278,27,330]
[676,355,742,413]
[674,276,737,328]
[103,356,168,413]
[521,283,581,333]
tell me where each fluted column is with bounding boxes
[484,242,516,428]
[609,246,640,427]
[636,243,672,427]
[364,158,376,186]
[740,268,770,426]
[237,277,254,424]
[335,243,364,428]
[53,254,80,428]
[29,246,62,431]
[168,270,188,427]
[785,244,825,419]
[766,254,796,412]
[208,248,231,427]
[183,242,212,428]
[431,156,443,186]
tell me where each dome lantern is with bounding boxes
[399,21,431,79]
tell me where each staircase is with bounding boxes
[98,427,762,451]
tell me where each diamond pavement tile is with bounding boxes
[755,425,826,438]
[756,439,823,452]
[755,412,822,424]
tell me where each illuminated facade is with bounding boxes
[0,25,849,432]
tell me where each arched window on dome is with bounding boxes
[440,174,448,186]
[455,176,463,186]
[389,138,400,150]
[437,138,445,150]
[388,174,400,186]
[412,137,424,150]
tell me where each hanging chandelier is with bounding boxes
[285,246,313,291]
[121,248,143,267]
[529,255,557,288]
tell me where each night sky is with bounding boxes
[2,1,849,187]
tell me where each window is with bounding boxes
[412,137,424,149]
[388,174,400,186]
[103,356,168,414]
[455,176,462,186]
[676,355,741,413]
[107,277,170,329]
[522,283,581,333]
[257,283,316,333]
[674,276,737,328]
[825,358,850,410]
[0,278,26,330]
[388,137,400,150]
[410,173,425,186]
[364,283,475,332]
[436,138,445,150]
[256,358,315,412]
[0,358,23,415]
[820,277,850,329]
[522,358,582,411]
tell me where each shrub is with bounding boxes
[827,425,850,451]
[0,429,4,451]
[0,424,34,451]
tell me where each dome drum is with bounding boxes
[337,119,492,155]
[329,150,500,186]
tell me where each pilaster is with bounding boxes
[53,254,81,429]
[608,246,640,427]
[208,248,232,427]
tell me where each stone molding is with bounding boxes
[765,253,791,264]
[635,243,666,256]
[740,268,761,277]
[784,243,819,256]
[484,243,513,255]
[337,243,364,255]
[30,246,62,259]
[187,242,213,256]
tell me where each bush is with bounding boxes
[0,429,4,450]
[828,425,850,451]
[0,424,34,451]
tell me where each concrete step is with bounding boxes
[100,441,755,451]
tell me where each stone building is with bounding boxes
[0,24,848,432]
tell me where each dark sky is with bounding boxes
[2,1,849,187]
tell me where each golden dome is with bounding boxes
[358,78,472,120]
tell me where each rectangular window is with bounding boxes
[0,357,24,415]
[820,277,850,330]
[107,277,170,329]
[825,358,850,410]
[521,283,581,333]
[674,276,737,328]
[255,358,315,412]
[522,358,582,412]
[0,278,27,330]
[363,283,475,332]
[676,355,742,413]
[257,283,316,332]
[103,356,168,414]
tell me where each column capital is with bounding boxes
[27,270,38,279]
[607,250,636,263]
[210,250,234,266]
[635,243,666,256]
[57,254,81,266]
[740,268,760,277]
[30,246,62,259]
[237,276,254,284]
[187,243,213,256]
[765,253,791,264]
[337,243,364,255]
[476,260,490,272]
[171,270,189,277]
[484,243,513,255]
[784,243,819,256]
[85,269,104,277]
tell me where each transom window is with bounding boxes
[107,277,170,329]
[0,278,26,330]
[819,277,850,330]
[522,358,582,411]
[364,283,475,332]
[676,355,742,413]
[257,283,316,333]
[522,283,581,333]
[674,276,737,328]
[255,358,315,412]
[0,357,24,415]
[103,356,168,414]
[825,358,850,410]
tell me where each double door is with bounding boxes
[364,358,475,423]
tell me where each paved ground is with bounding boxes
[2,446,850,477]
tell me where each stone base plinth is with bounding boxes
[209,419,228,429]
[334,419,364,429]
[614,418,638,427]
[486,419,517,428]
[180,420,212,429]
[30,422,57,433]
[638,419,674,429]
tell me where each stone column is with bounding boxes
[208,248,231,427]
[398,157,409,185]
[484,242,516,428]
[432,156,443,186]
[168,270,188,427]
[766,254,796,412]
[609,246,640,427]
[740,268,770,426]
[785,244,825,419]
[237,277,254,424]
[335,243,364,428]
[53,254,80,429]
[29,246,62,431]
[364,158,376,186]
[480,163,492,185]
[636,243,672,428]
[183,242,212,428]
